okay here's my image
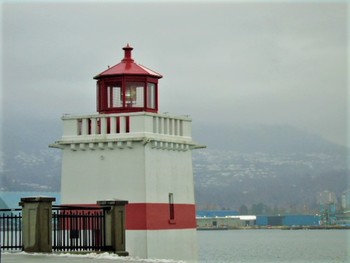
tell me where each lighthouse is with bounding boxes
[52,45,203,261]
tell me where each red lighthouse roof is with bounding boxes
[95,44,162,114]
[94,44,162,79]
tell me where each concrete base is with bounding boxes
[126,229,198,262]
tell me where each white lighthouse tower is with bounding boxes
[53,44,203,261]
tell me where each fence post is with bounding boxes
[19,197,56,253]
[97,200,128,256]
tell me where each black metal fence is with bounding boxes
[1,206,108,252]
[52,206,107,251]
[0,209,22,250]
[0,201,128,254]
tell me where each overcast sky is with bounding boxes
[1,1,348,147]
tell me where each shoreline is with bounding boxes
[197,225,350,230]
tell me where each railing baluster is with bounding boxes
[53,212,56,251]
[19,213,21,249]
[71,212,74,250]
[1,212,3,248]
[100,211,103,250]
[93,211,97,250]
[63,212,66,251]
[76,211,79,250]
[97,211,100,250]
[6,215,9,249]
[14,213,17,249]
[91,212,94,250]
[3,214,6,248]
[83,212,87,248]
[69,211,73,251]
[58,213,61,250]
[88,211,91,250]
[58,212,61,251]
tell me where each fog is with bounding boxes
[1,2,348,146]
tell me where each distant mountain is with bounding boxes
[193,149,349,212]
[192,122,347,155]
[192,122,349,212]
[1,118,62,191]
[2,118,62,155]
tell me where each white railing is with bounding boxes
[61,112,192,140]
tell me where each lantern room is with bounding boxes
[94,44,163,114]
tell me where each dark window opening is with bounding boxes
[169,193,175,221]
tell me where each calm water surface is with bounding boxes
[198,229,349,263]
[2,230,349,263]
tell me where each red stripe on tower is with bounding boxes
[126,203,197,230]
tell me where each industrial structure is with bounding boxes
[196,210,321,229]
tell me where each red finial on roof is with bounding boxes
[121,43,134,63]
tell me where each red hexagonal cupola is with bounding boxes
[94,44,162,114]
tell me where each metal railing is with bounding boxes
[1,200,127,254]
[0,209,22,250]
[52,205,107,252]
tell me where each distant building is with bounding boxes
[196,210,239,218]
[197,217,241,229]
[317,190,337,205]
[316,190,338,225]
[341,189,350,211]
[196,210,256,229]
[196,210,321,228]
[256,215,320,227]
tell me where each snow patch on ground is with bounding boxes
[2,251,185,263]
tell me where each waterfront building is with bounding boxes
[256,215,321,227]
[196,210,239,218]
[317,190,337,205]
[196,215,256,229]
[341,189,350,211]
[51,45,203,261]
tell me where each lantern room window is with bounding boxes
[107,84,122,108]
[126,82,144,108]
[113,87,122,107]
[147,83,156,109]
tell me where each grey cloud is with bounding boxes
[2,2,347,146]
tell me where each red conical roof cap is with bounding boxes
[94,44,162,79]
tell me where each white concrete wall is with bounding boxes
[145,144,195,204]
[56,112,203,261]
[61,141,196,205]
[126,229,198,262]
[61,143,146,204]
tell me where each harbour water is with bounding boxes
[199,229,349,262]
[2,229,349,263]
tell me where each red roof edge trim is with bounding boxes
[138,64,163,79]
[93,63,121,79]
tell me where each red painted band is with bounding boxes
[126,203,197,230]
